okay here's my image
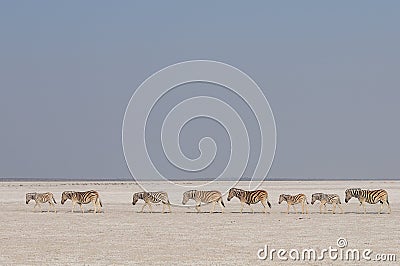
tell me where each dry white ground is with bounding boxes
[0,180,398,265]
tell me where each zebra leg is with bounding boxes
[79,203,84,213]
[303,202,307,214]
[210,202,216,213]
[162,203,165,213]
[361,201,366,214]
[319,203,322,214]
[261,200,267,214]
[386,201,392,214]
[286,204,290,214]
[240,202,244,214]
[338,204,344,214]
[97,199,102,213]
[71,202,75,213]
[168,203,172,213]
[219,200,224,213]
[250,205,255,214]
[195,204,201,213]
[93,200,97,214]
[305,202,309,214]
[148,203,153,213]
[140,203,146,213]
[324,204,327,214]
[332,203,336,214]
[378,203,383,214]
[47,202,51,212]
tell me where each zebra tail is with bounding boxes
[221,198,225,207]
[53,196,57,204]
[267,200,271,208]
[99,199,103,207]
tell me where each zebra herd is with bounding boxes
[25,187,392,214]
[26,190,102,213]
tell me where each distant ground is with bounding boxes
[0,180,398,265]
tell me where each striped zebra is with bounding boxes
[311,193,343,214]
[227,188,271,214]
[61,190,102,213]
[26,192,57,212]
[344,188,391,214]
[132,191,171,213]
[182,190,225,213]
[278,194,309,214]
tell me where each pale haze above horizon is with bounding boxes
[0,1,399,180]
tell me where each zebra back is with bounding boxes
[26,192,55,204]
[360,189,388,204]
[312,193,341,204]
[228,188,267,204]
[62,190,99,205]
[145,191,170,204]
[197,190,222,203]
[279,194,307,204]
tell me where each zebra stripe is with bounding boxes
[61,190,102,213]
[182,190,225,213]
[311,193,343,214]
[132,191,171,213]
[344,188,391,214]
[278,194,309,214]
[227,188,271,214]
[26,192,57,212]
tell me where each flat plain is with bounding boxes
[0,180,398,265]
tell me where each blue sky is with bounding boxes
[0,1,399,179]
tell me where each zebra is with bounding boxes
[278,194,309,214]
[311,193,343,214]
[344,188,391,214]
[227,188,271,214]
[182,190,225,213]
[61,190,102,213]
[132,191,171,213]
[26,192,57,212]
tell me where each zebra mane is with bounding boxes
[312,193,324,199]
[134,192,145,199]
[26,193,36,199]
[230,188,244,196]
[346,188,362,197]
[347,188,361,192]
[184,190,197,198]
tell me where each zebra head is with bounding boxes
[182,190,194,205]
[61,191,73,204]
[345,188,361,203]
[227,188,240,201]
[132,192,143,205]
[278,194,288,204]
[25,193,36,204]
[311,193,323,205]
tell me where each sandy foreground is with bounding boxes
[0,180,398,265]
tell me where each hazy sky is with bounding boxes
[0,1,399,180]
